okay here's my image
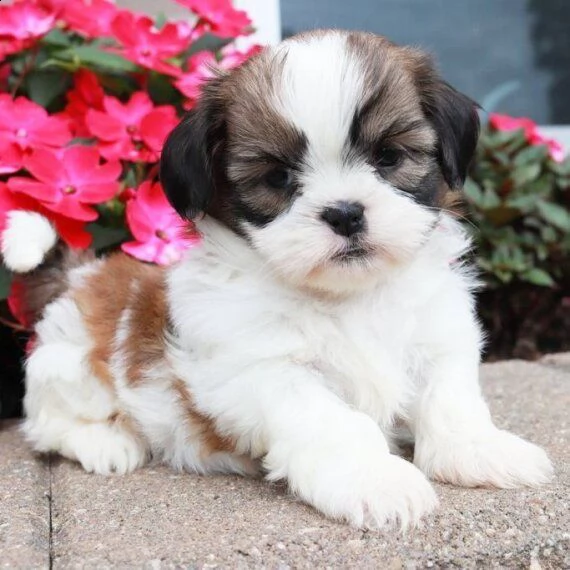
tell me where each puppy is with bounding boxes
[2,30,553,529]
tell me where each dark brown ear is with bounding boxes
[413,55,480,189]
[160,78,227,219]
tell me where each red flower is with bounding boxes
[110,11,189,76]
[60,0,118,38]
[490,113,565,163]
[122,180,198,265]
[176,0,251,38]
[0,1,56,41]
[0,63,10,91]
[8,145,121,222]
[63,69,105,137]
[176,45,261,107]
[0,181,91,249]
[85,92,178,162]
[1,37,28,62]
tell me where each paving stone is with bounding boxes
[47,361,569,569]
[0,421,50,569]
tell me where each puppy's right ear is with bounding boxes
[160,79,226,219]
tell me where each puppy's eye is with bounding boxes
[264,167,294,190]
[374,147,403,169]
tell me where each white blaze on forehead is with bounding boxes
[273,33,364,164]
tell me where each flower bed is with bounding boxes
[465,114,570,359]
[0,0,258,417]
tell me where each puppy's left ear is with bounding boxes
[417,63,480,190]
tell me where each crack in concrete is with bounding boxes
[47,455,53,570]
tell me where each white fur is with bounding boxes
[1,211,57,272]
[14,32,553,530]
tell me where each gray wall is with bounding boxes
[281,0,570,124]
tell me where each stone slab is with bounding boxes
[47,359,569,569]
[0,421,50,569]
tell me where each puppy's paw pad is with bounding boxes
[416,430,554,488]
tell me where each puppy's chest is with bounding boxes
[294,298,418,422]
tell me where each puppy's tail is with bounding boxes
[1,211,93,325]
[1,211,59,274]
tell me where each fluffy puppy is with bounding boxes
[2,30,553,529]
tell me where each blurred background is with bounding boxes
[123,0,570,138]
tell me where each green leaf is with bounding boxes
[154,12,168,29]
[0,265,12,301]
[68,137,97,146]
[87,223,129,253]
[536,201,570,232]
[463,178,484,207]
[41,28,72,48]
[148,72,182,106]
[184,33,233,58]
[480,186,501,210]
[486,128,524,149]
[520,268,556,287]
[513,144,549,166]
[505,194,540,212]
[550,158,570,176]
[53,46,139,73]
[26,69,72,109]
[511,163,541,186]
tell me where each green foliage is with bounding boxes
[465,127,570,290]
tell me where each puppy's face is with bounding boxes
[161,31,479,293]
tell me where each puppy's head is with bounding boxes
[161,31,479,293]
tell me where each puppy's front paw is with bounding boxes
[279,449,438,529]
[62,423,148,475]
[415,429,554,488]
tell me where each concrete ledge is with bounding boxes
[1,356,569,569]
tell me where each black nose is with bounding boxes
[321,201,365,237]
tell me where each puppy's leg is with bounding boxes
[411,293,553,488]
[195,362,437,529]
[23,340,148,475]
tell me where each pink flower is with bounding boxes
[175,51,217,102]
[60,0,118,38]
[175,45,261,107]
[0,95,72,151]
[0,1,56,41]
[0,142,23,175]
[110,11,189,76]
[176,0,251,38]
[529,132,565,163]
[8,145,121,221]
[85,92,179,162]
[490,113,565,163]
[122,180,198,265]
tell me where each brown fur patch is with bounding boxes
[122,266,169,386]
[197,51,308,228]
[74,253,164,389]
[345,32,439,194]
[172,379,235,454]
